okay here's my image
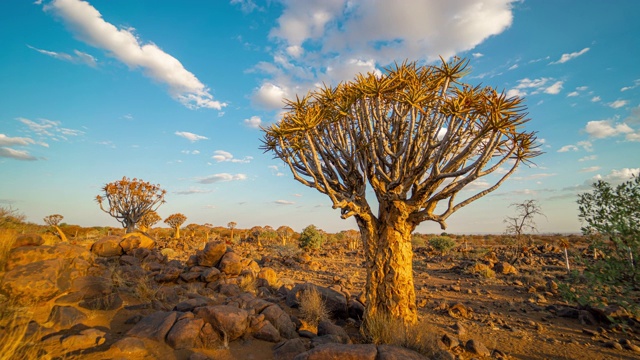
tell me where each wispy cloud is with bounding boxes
[211,150,252,163]
[274,200,295,205]
[17,117,83,142]
[506,78,564,97]
[550,47,589,64]
[43,0,225,110]
[578,155,597,162]
[620,79,640,92]
[0,147,38,161]
[591,96,601,102]
[196,173,247,184]
[608,99,628,109]
[175,131,208,142]
[174,188,213,195]
[557,145,578,153]
[28,44,97,67]
[579,166,600,173]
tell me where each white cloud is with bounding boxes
[211,150,252,163]
[28,45,97,67]
[197,173,247,184]
[506,77,555,97]
[244,116,262,129]
[591,168,640,185]
[0,134,35,147]
[584,120,633,139]
[557,145,578,153]
[253,82,288,109]
[274,200,295,205]
[550,47,590,64]
[567,91,579,97]
[508,64,518,70]
[608,99,628,109]
[0,147,37,161]
[44,0,225,110]
[579,166,600,173]
[175,131,208,142]
[544,81,563,95]
[256,0,516,109]
[181,150,200,155]
[472,52,484,58]
[591,96,601,102]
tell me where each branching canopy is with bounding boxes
[261,58,541,229]
[96,177,166,232]
[164,213,187,229]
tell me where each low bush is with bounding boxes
[428,236,456,255]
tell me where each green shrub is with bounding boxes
[428,236,456,255]
[574,176,640,315]
[299,225,325,251]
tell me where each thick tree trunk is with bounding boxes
[358,201,418,324]
[125,223,135,234]
[175,227,181,239]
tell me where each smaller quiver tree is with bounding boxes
[43,214,68,242]
[138,210,161,233]
[227,221,237,243]
[276,225,295,245]
[96,177,166,233]
[164,213,187,239]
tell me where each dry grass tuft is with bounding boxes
[465,262,495,279]
[362,312,439,357]
[299,287,329,327]
[0,297,44,360]
[238,274,258,294]
[0,229,17,271]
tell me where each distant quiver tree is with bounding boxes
[164,213,187,239]
[261,58,541,324]
[43,214,68,242]
[96,177,166,234]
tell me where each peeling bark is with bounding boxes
[358,201,418,323]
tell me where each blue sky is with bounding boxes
[1,0,639,234]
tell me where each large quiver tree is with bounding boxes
[261,58,541,324]
[96,177,166,233]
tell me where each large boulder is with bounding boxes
[194,305,249,341]
[261,304,298,339]
[166,317,206,349]
[218,252,244,276]
[91,236,123,257]
[196,241,227,267]
[494,261,518,275]
[127,311,178,342]
[6,243,92,270]
[11,234,44,249]
[119,232,156,252]
[1,259,65,303]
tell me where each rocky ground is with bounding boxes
[1,232,639,359]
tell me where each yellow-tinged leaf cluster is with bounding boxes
[96,176,166,232]
[164,213,187,228]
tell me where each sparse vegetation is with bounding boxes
[298,225,324,251]
[361,312,438,357]
[573,176,640,315]
[428,236,457,255]
[298,287,329,327]
[504,199,545,263]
